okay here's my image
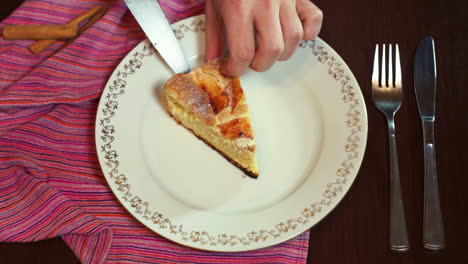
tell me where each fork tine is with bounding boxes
[395,44,402,87]
[381,44,386,87]
[372,44,379,84]
[388,44,393,87]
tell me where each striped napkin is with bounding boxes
[0,0,310,263]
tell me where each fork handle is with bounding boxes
[387,117,410,252]
[422,119,445,251]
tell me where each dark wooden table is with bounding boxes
[1,0,467,263]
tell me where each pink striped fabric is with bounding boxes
[0,0,310,263]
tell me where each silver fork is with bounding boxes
[372,44,410,252]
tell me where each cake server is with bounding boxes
[124,0,190,74]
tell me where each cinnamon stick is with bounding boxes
[28,5,104,55]
[3,24,78,40]
[29,39,56,55]
[62,7,109,50]
[69,5,104,26]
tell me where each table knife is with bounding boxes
[414,36,445,251]
[124,0,190,74]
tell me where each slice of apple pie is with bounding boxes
[164,59,259,177]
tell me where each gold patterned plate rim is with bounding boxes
[95,15,368,252]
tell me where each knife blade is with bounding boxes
[124,0,190,74]
[414,36,445,251]
[414,37,437,119]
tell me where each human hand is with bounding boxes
[205,0,323,77]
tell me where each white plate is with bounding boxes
[96,15,368,252]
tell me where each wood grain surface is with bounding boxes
[0,0,466,263]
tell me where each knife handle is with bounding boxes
[422,119,445,251]
[387,116,410,252]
